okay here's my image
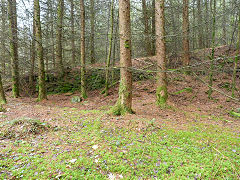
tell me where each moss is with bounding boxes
[156,85,168,107]
[124,40,130,48]
[109,78,135,116]
[0,105,6,112]
[81,89,88,99]
[109,102,134,116]
[12,82,19,98]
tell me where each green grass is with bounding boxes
[0,109,239,179]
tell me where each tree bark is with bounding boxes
[142,0,152,56]
[29,18,36,92]
[204,0,210,48]
[34,0,47,101]
[70,0,76,66]
[151,0,156,55]
[155,0,168,107]
[232,8,240,97]
[90,0,95,64]
[111,0,133,115]
[80,0,87,99]
[182,0,190,65]
[49,0,55,69]
[192,0,196,49]
[56,0,65,77]
[208,0,216,99]
[197,0,204,48]
[0,73,6,105]
[1,0,7,75]
[222,0,227,44]
[105,0,114,96]
[8,0,20,98]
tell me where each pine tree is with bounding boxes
[80,0,87,99]
[8,0,20,98]
[155,0,168,107]
[34,0,47,101]
[111,0,133,115]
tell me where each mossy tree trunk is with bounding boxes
[56,0,65,78]
[142,0,152,56]
[34,0,47,101]
[232,9,240,97]
[8,0,20,98]
[80,0,87,99]
[182,0,190,66]
[111,0,133,115]
[70,0,76,66]
[29,19,36,93]
[155,0,168,107]
[90,0,95,64]
[0,73,6,105]
[105,0,114,96]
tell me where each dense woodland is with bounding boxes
[0,0,240,179]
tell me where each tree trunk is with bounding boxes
[0,73,6,105]
[232,9,240,97]
[90,0,95,64]
[105,0,114,96]
[192,0,196,49]
[204,0,210,48]
[56,0,64,77]
[111,11,119,82]
[111,0,133,115]
[169,0,178,52]
[1,0,7,75]
[8,0,20,98]
[49,0,55,69]
[197,0,204,48]
[155,0,168,107]
[182,0,190,65]
[151,0,156,55]
[208,0,216,99]
[80,0,87,99]
[70,0,76,66]
[29,19,36,93]
[142,0,152,56]
[34,0,47,101]
[222,0,227,44]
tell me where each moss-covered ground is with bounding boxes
[1,107,239,179]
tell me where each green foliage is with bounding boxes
[218,82,231,91]
[229,110,240,118]
[86,70,106,90]
[0,105,6,112]
[174,87,193,95]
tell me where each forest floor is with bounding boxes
[1,45,240,179]
[1,70,240,179]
